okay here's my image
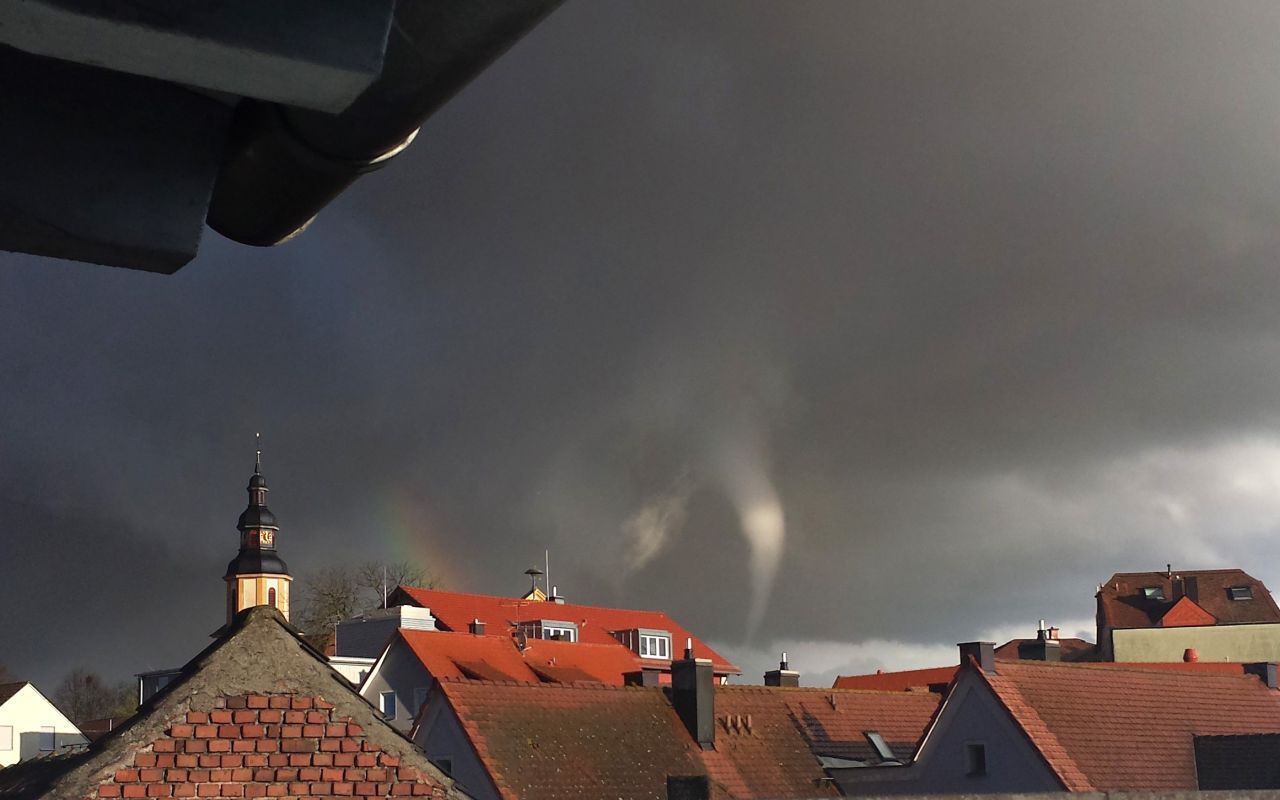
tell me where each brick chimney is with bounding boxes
[671,638,715,750]
[959,642,996,673]
[764,652,800,687]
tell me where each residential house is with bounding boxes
[0,607,462,800]
[0,683,86,767]
[411,655,940,799]
[1096,567,1280,661]
[360,628,652,733]
[377,585,739,682]
[833,642,1280,795]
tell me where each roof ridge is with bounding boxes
[400,585,675,617]
[997,660,1256,679]
[977,668,1094,791]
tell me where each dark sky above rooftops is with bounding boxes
[6,0,1280,688]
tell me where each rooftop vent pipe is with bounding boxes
[208,0,565,246]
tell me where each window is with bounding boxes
[965,743,987,776]
[542,623,577,642]
[639,633,672,660]
[380,691,396,720]
[0,725,11,751]
[1141,586,1166,600]
[864,731,897,762]
[268,588,277,608]
[39,726,55,752]
[413,687,429,716]
[519,620,578,643]
[1230,586,1254,601]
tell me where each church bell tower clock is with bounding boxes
[224,443,292,624]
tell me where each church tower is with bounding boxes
[224,449,291,624]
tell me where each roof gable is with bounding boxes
[977,660,1280,790]
[1159,595,1217,627]
[392,586,738,673]
[0,608,465,800]
[0,682,30,707]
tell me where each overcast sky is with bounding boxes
[6,1,1280,689]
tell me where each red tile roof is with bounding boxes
[436,679,711,800]
[392,586,738,674]
[399,629,648,685]
[1097,568,1280,629]
[993,637,1097,662]
[832,667,957,692]
[977,660,1280,791]
[700,686,939,798]
[834,660,1248,692]
[1159,595,1217,627]
[433,679,941,799]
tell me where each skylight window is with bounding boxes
[864,731,897,762]
[1230,586,1254,601]
[1141,586,1166,600]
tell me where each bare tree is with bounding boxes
[53,668,135,725]
[0,663,15,684]
[296,560,438,648]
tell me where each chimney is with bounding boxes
[1245,663,1279,690]
[672,638,715,749]
[1018,622,1061,662]
[764,651,800,687]
[666,776,710,800]
[1183,648,1199,663]
[959,642,996,674]
[548,585,565,604]
[624,668,662,687]
[469,618,485,636]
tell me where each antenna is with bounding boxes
[383,564,389,609]
[545,549,550,598]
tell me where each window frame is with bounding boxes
[1230,586,1254,601]
[380,691,396,720]
[964,742,987,776]
[1140,586,1166,600]
[638,632,672,660]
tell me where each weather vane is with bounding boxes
[255,431,262,472]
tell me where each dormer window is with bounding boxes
[1230,586,1254,601]
[614,628,673,660]
[1141,586,1166,600]
[517,620,578,643]
[639,632,672,660]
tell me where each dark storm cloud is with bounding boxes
[6,1,1280,686]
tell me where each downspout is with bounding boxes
[208,0,566,246]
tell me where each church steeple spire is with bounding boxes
[224,439,292,624]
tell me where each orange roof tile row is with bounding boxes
[394,586,739,673]
[399,629,647,686]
